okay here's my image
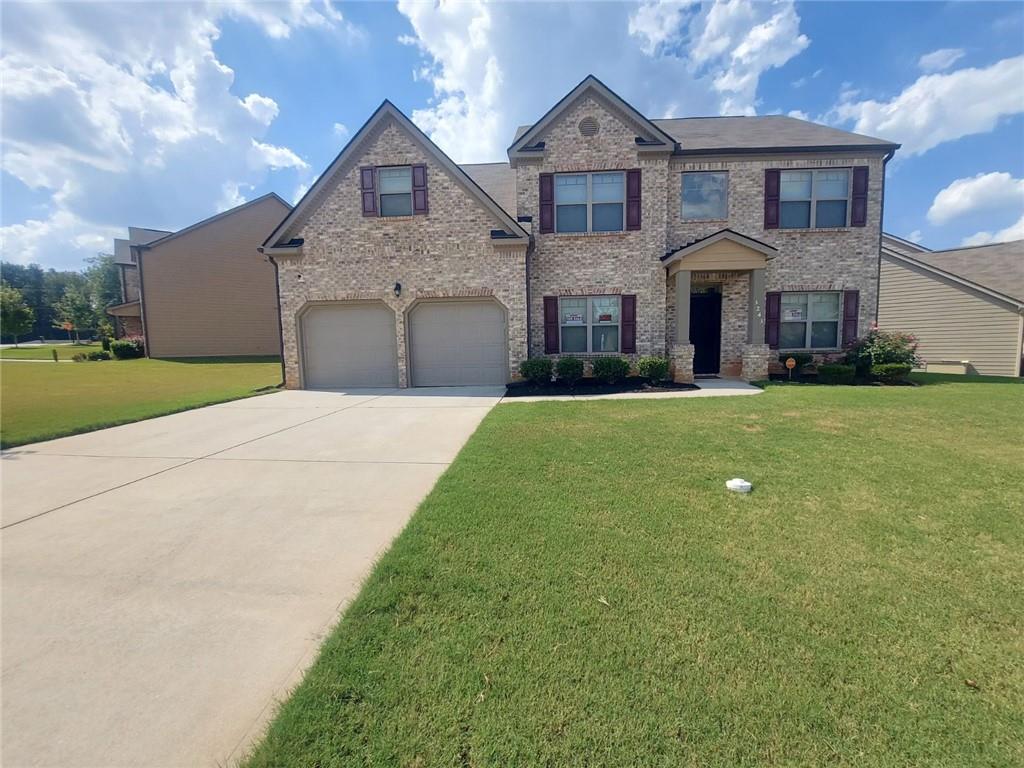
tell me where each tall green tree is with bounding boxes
[0,283,35,346]
[83,253,120,315]
[52,286,94,343]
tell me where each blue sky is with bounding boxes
[2,1,1022,270]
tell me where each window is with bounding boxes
[681,172,728,220]
[780,169,850,229]
[780,292,841,349]
[378,166,412,217]
[555,172,624,233]
[559,296,620,353]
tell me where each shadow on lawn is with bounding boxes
[911,372,1023,386]
[152,356,282,365]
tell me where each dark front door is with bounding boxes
[690,291,722,375]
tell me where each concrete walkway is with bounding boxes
[1,387,503,767]
[502,378,764,402]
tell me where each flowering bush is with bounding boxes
[845,326,920,378]
[110,336,145,359]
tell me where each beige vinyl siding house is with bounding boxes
[133,194,290,358]
[879,236,1024,377]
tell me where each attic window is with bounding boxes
[578,117,599,138]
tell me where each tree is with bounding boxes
[83,253,121,317]
[52,286,94,343]
[0,283,35,346]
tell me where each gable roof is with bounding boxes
[137,193,290,252]
[661,228,777,266]
[883,239,1024,307]
[265,101,528,249]
[882,232,931,256]
[508,75,678,160]
[459,162,516,216]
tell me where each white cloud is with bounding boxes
[927,172,1024,225]
[292,182,310,204]
[241,93,279,125]
[628,1,695,56]
[918,48,965,72]
[787,109,809,120]
[791,67,822,88]
[831,55,1024,155]
[908,230,923,244]
[218,182,249,212]
[961,214,1024,246]
[0,1,356,269]
[332,122,350,140]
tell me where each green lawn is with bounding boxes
[0,357,281,447]
[245,375,1023,768]
[0,343,100,360]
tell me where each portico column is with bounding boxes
[747,268,765,343]
[675,268,691,343]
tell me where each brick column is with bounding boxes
[671,343,695,383]
[741,343,770,382]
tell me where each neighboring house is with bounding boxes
[261,75,898,389]
[879,234,1024,376]
[108,194,290,357]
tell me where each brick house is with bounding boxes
[262,76,898,388]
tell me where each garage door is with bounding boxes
[409,300,507,386]
[300,303,398,388]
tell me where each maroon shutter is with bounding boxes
[626,169,642,231]
[539,174,554,234]
[543,296,559,353]
[764,169,780,229]
[412,164,428,215]
[621,294,636,352]
[765,291,781,348]
[850,166,868,227]
[842,290,860,344]
[360,166,377,216]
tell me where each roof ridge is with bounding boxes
[927,239,1024,254]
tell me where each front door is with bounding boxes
[690,291,722,375]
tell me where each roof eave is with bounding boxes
[881,248,1024,310]
[672,143,900,157]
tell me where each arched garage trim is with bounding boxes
[296,299,399,389]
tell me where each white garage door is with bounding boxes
[300,302,398,388]
[409,300,507,386]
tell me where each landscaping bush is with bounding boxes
[778,352,813,371]
[555,356,584,386]
[871,362,912,384]
[101,336,111,352]
[591,356,630,384]
[88,350,112,361]
[71,352,89,362]
[110,337,145,359]
[636,356,670,383]
[846,327,919,378]
[518,357,553,385]
[817,363,855,385]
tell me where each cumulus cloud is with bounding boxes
[961,215,1024,247]
[918,48,965,72]
[791,68,822,88]
[628,1,695,56]
[927,172,1024,225]
[332,122,350,140]
[908,230,923,244]
[831,55,1024,155]
[0,0,355,269]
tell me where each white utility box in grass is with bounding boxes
[726,478,752,493]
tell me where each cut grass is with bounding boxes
[0,343,100,360]
[0,356,281,448]
[245,375,1023,768]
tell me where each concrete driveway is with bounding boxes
[1,387,503,768]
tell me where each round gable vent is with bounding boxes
[578,116,599,138]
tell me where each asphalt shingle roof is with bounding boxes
[459,161,517,216]
[904,240,1024,304]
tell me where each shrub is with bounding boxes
[636,356,669,383]
[71,352,89,362]
[846,327,919,378]
[778,352,813,371]
[555,356,584,386]
[110,337,145,359]
[817,363,855,385]
[101,336,111,351]
[88,350,111,361]
[871,362,912,384]
[591,356,630,384]
[518,357,553,385]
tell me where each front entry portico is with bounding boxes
[662,230,776,383]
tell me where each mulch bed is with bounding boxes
[504,376,700,397]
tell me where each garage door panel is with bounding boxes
[410,301,507,386]
[301,303,398,388]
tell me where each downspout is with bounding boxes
[875,148,897,326]
[261,248,287,388]
[524,224,535,357]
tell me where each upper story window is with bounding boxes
[780,169,850,229]
[559,295,620,353]
[780,291,841,348]
[681,171,728,220]
[555,172,625,233]
[378,166,413,217]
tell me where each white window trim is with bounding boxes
[378,165,413,217]
[555,172,625,233]
[779,290,843,350]
[780,169,852,229]
[681,171,729,221]
[558,295,621,354]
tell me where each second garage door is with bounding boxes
[408,300,507,386]
[300,302,398,388]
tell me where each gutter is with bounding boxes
[262,250,288,388]
[875,147,897,326]
[518,216,535,356]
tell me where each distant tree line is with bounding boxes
[0,255,121,343]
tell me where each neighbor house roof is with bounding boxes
[889,240,1024,305]
[265,101,528,251]
[138,193,291,252]
[512,114,898,155]
[459,162,517,216]
[881,232,931,256]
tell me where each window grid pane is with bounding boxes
[558,296,621,353]
[815,200,847,228]
[682,172,728,220]
[591,172,624,202]
[780,201,811,229]
[556,205,587,233]
[780,171,812,200]
[592,203,623,232]
[378,167,412,194]
[555,175,587,204]
[815,170,849,199]
[780,292,842,349]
